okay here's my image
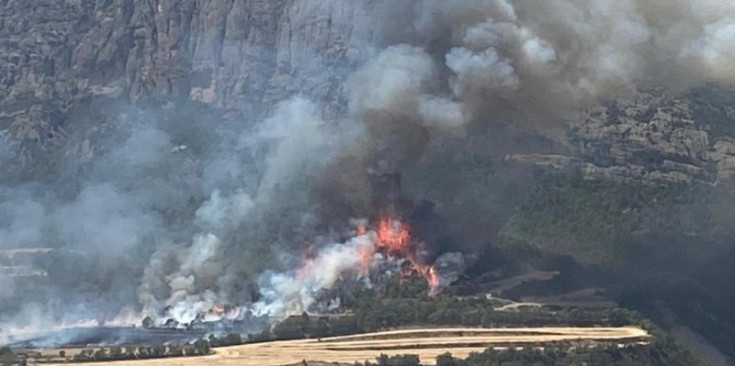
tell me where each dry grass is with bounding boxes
[34,326,648,366]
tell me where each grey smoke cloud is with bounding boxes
[363,0,735,125]
[0,190,45,247]
[134,96,341,322]
[53,184,159,254]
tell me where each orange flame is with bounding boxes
[377,217,410,252]
[426,267,440,296]
[211,304,225,316]
[296,258,315,279]
[357,223,367,236]
[375,215,440,296]
[357,244,373,276]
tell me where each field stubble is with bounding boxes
[35,326,649,366]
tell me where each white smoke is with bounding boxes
[195,189,254,231]
[249,97,336,202]
[136,97,339,322]
[138,234,222,325]
[53,183,159,254]
[347,45,466,130]
[0,191,45,246]
[251,233,376,318]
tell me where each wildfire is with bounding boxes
[198,214,443,324]
[374,215,440,296]
[357,244,373,276]
[357,222,367,236]
[296,258,316,279]
[426,266,440,296]
[211,304,225,316]
[376,217,410,252]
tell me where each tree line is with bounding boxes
[69,339,210,362]
[347,336,704,366]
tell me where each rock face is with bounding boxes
[1,1,733,185]
[510,89,735,184]
[0,0,378,144]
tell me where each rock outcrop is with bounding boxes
[0,0,378,144]
[510,89,735,184]
[1,1,733,186]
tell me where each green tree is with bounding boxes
[0,347,15,366]
[436,352,457,366]
[376,354,420,366]
[224,333,242,346]
[194,339,211,355]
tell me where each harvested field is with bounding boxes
[37,326,649,366]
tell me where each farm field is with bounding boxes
[37,326,649,366]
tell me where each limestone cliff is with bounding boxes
[0,0,378,144]
[1,1,734,186]
[508,88,735,184]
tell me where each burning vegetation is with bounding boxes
[375,216,440,295]
[197,212,451,327]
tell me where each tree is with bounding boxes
[436,352,457,366]
[142,315,155,328]
[109,346,122,359]
[311,318,330,338]
[224,333,242,346]
[93,348,108,361]
[300,311,310,335]
[376,354,420,366]
[137,346,148,358]
[194,339,211,355]
[0,347,15,366]
[183,345,197,356]
[209,334,221,347]
[168,345,183,357]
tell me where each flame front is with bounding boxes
[375,215,439,296]
[198,214,441,323]
[377,217,410,252]
[291,214,440,300]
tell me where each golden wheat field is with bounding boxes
[34,326,649,366]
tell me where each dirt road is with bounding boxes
[37,326,649,366]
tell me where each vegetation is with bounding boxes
[262,275,701,366]
[262,277,647,343]
[348,334,703,366]
[366,354,421,366]
[208,333,242,347]
[495,171,735,359]
[498,173,713,265]
[69,340,211,362]
[0,347,18,366]
[433,340,704,366]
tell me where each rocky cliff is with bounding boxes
[0,0,379,145]
[506,88,735,184]
[3,1,734,186]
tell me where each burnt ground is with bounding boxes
[6,327,206,349]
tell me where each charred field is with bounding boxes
[6,327,207,349]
